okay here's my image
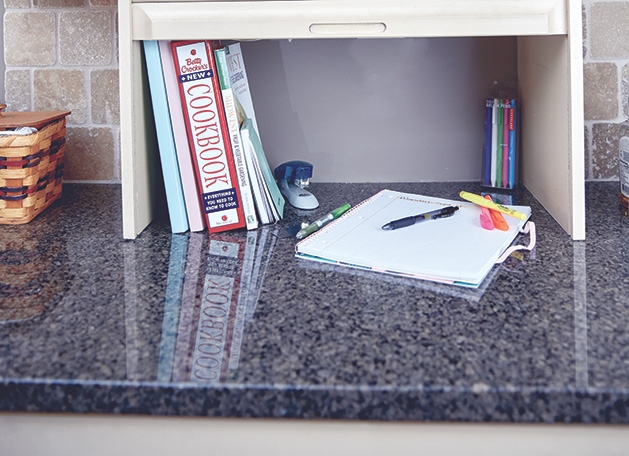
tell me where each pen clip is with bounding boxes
[433,205,458,219]
[433,210,456,220]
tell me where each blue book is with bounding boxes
[143,40,189,233]
[508,98,517,189]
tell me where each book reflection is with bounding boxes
[157,228,277,384]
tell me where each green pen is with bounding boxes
[295,203,351,240]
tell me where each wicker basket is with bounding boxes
[0,104,71,224]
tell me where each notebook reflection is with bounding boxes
[296,237,535,304]
[156,228,278,384]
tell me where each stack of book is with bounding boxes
[482,98,518,190]
[143,40,285,234]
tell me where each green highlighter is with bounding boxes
[295,203,351,240]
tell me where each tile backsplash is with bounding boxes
[3,0,629,183]
[584,0,629,180]
[3,0,118,183]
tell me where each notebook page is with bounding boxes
[296,190,531,286]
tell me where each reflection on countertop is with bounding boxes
[1,182,628,422]
[150,228,278,384]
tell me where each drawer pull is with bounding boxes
[309,22,387,36]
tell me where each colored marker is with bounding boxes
[296,203,351,240]
[485,195,508,230]
[479,205,495,230]
[459,190,528,221]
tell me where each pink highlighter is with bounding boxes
[479,205,495,230]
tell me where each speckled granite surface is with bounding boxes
[1,182,628,423]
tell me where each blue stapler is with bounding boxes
[274,160,319,210]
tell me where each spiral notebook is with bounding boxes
[295,190,534,288]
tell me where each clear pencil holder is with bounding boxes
[481,96,519,191]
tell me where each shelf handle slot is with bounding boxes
[309,22,387,36]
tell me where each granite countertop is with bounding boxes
[1,182,628,423]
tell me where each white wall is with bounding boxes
[242,37,517,183]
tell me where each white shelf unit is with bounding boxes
[119,0,585,240]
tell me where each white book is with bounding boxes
[225,42,285,224]
[240,118,284,221]
[215,46,259,230]
[240,122,275,224]
[224,43,260,134]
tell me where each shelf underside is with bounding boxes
[131,0,567,40]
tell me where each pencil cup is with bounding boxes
[482,97,518,190]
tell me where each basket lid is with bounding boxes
[0,104,71,130]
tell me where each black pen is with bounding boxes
[381,206,459,231]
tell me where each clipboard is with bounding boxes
[295,189,534,288]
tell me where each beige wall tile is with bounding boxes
[34,69,87,123]
[622,64,629,120]
[591,123,620,179]
[4,12,56,66]
[5,0,31,8]
[582,4,587,58]
[583,62,618,121]
[584,126,590,180]
[34,0,85,7]
[590,2,629,60]
[64,127,115,181]
[114,11,119,64]
[5,70,31,112]
[59,11,113,65]
[585,3,629,183]
[116,128,121,180]
[91,69,120,124]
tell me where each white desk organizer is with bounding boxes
[119,0,585,240]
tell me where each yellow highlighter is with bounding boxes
[459,191,528,221]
